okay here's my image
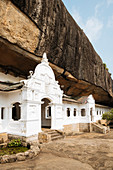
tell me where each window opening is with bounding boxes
[1,107,4,119]
[81,109,86,116]
[97,110,98,115]
[12,102,21,121]
[67,108,70,117]
[46,106,51,119]
[74,108,76,116]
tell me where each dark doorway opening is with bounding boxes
[41,98,51,128]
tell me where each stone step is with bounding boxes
[42,129,64,141]
[92,122,110,134]
[50,130,63,141]
[46,131,57,134]
[51,135,63,141]
[48,132,60,136]
[42,129,56,133]
[51,133,61,137]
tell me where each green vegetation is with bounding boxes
[0,146,28,156]
[0,139,28,156]
[103,63,106,69]
[103,63,109,71]
[7,139,22,147]
[102,109,113,121]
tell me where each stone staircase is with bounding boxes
[91,122,110,134]
[39,129,64,143]
[45,129,64,141]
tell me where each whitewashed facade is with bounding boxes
[0,53,111,140]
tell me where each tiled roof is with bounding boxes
[95,104,111,109]
[76,96,88,104]
[63,95,88,104]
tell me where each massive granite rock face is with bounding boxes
[0,0,39,53]
[0,0,113,106]
[11,0,112,91]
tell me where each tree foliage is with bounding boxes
[102,109,113,121]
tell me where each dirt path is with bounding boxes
[1,131,113,170]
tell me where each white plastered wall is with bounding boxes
[0,55,111,140]
[0,90,22,134]
[62,95,95,125]
[0,54,63,139]
[95,106,110,122]
[18,53,63,138]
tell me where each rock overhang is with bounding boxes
[0,37,113,106]
[0,0,113,107]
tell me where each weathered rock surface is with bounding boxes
[0,0,113,106]
[11,0,113,92]
[0,0,39,53]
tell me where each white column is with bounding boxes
[92,107,96,122]
[70,108,73,118]
[86,103,91,123]
[20,100,42,137]
[8,105,13,121]
[0,107,3,132]
[4,107,8,120]
[87,108,91,123]
[51,103,63,130]
[38,103,41,132]
[20,102,27,120]
[78,109,81,117]
[2,107,8,132]
[51,104,55,129]
[64,107,67,119]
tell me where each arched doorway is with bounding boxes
[41,98,51,128]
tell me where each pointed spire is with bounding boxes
[43,52,47,59]
[41,52,48,64]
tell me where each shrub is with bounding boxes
[8,139,22,148]
[102,109,113,121]
[103,63,106,69]
[103,63,109,71]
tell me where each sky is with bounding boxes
[62,0,113,78]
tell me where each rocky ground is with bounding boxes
[1,130,113,170]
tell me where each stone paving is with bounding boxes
[1,130,113,170]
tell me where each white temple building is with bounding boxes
[0,53,111,141]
